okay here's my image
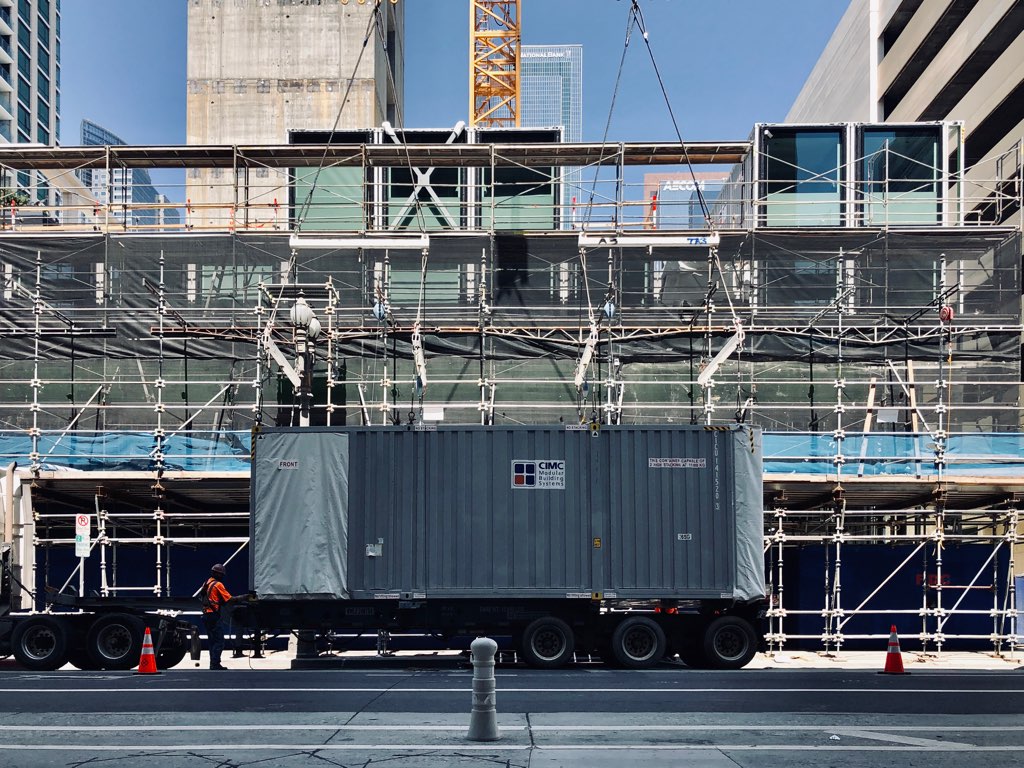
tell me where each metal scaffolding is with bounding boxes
[0,133,1022,653]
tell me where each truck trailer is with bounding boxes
[242,423,766,669]
[0,423,765,670]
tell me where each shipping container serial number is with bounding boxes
[511,460,566,489]
[648,457,706,469]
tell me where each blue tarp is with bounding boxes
[2,429,1024,477]
[0,431,252,472]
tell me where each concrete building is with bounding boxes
[521,44,582,226]
[788,0,1024,224]
[186,0,403,228]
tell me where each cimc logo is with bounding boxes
[511,460,566,489]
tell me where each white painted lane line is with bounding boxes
[833,729,973,749]
[0,724,1019,733]
[0,744,1020,753]
[530,725,1024,732]
[0,725,526,732]
[4,687,1022,694]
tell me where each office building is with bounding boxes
[77,119,167,228]
[787,0,1024,224]
[521,44,582,226]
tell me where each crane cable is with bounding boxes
[294,2,383,232]
[628,0,713,229]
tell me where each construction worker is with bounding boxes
[201,563,235,670]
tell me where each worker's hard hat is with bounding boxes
[211,563,226,576]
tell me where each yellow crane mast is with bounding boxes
[469,0,521,127]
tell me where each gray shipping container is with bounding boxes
[251,425,765,603]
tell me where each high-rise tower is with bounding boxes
[0,0,61,200]
[520,44,582,227]
[185,0,403,227]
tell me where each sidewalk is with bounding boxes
[191,647,1024,672]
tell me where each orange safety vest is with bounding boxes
[202,577,232,614]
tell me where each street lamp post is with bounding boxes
[289,296,321,427]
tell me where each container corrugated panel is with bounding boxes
[251,425,764,601]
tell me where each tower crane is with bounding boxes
[469,1,521,127]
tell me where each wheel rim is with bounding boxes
[712,626,749,662]
[96,623,134,662]
[21,626,57,661]
[531,626,567,661]
[621,625,658,662]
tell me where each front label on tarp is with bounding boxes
[511,460,565,489]
[648,457,706,469]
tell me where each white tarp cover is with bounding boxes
[250,431,349,598]
[732,428,767,602]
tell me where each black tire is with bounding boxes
[520,617,575,669]
[11,616,70,671]
[156,644,188,670]
[610,616,667,669]
[86,614,144,670]
[702,616,758,670]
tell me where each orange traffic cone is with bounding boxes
[134,627,160,675]
[880,625,908,675]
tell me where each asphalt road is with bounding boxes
[1,665,1023,767]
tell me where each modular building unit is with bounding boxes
[250,424,764,603]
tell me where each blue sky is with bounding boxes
[59,0,848,183]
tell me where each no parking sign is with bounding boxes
[75,513,90,558]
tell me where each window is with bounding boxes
[760,127,844,226]
[17,105,29,134]
[36,123,48,144]
[37,100,48,126]
[17,52,29,79]
[37,45,49,73]
[17,20,29,53]
[37,71,48,97]
[17,75,29,108]
[18,0,31,23]
[859,126,941,225]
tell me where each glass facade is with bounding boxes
[520,45,582,227]
[0,0,61,202]
[77,119,165,226]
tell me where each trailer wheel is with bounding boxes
[702,616,757,669]
[610,616,666,669]
[157,645,188,670]
[520,617,575,668]
[11,616,69,671]
[86,614,144,670]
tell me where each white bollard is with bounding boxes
[467,636,500,742]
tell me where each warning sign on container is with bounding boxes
[511,460,565,489]
[649,457,707,469]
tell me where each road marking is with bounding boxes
[3,687,1022,694]
[0,744,1019,753]
[0,725,528,732]
[832,729,973,749]
[0,724,1019,733]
